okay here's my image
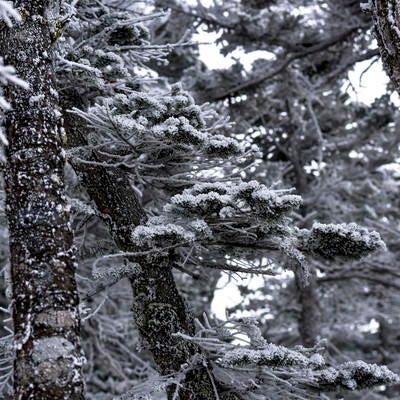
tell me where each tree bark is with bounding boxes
[370,0,400,92]
[295,266,321,347]
[0,2,85,399]
[63,94,226,399]
[287,151,321,347]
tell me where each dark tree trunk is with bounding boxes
[63,97,226,399]
[0,2,85,399]
[370,0,400,92]
[292,161,321,347]
[295,266,321,347]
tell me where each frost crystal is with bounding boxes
[188,219,212,237]
[221,344,324,368]
[0,1,21,28]
[316,360,399,390]
[132,223,195,247]
[153,116,207,145]
[233,181,302,220]
[205,134,242,157]
[170,192,231,215]
[167,181,301,226]
[305,222,385,260]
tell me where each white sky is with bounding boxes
[196,31,396,105]
[211,273,263,320]
[347,59,400,105]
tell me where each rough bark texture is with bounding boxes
[370,0,400,92]
[0,2,85,399]
[370,8,400,396]
[295,266,321,347]
[63,95,227,399]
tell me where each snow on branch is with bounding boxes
[132,222,196,247]
[169,190,231,216]
[222,347,398,391]
[0,2,27,158]
[234,181,302,220]
[315,360,399,391]
[302,222,386,260]
[71,83,243,185]
[221,344,324,369]
[167,180,302,224]
[0,57,28,113]
[205,133,242,157]
[153,115,208,145]
[174,316,399,397]
[130,216,211,250]
[0,1,20,28]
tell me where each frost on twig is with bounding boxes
[132,221,196,247]
[125,181,302,261]
[315,360,399,391]
[0,1,27,109]
[167,180,302,222]
[302,222,385,260]
[174,316,399,397]
[0,326,13,396]
[84,262,141,299]
[0,60,28,110]
[0,2,27,160]
[70,83,243,188]
[0,1,21,28]
[221,344,325,369]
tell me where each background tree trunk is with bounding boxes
[295,266,321,347]
[0,2,85,398]
[370,3,400,397]
[370,0,400,92]
[292,157,321,347]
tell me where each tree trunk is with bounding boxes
[295,266,321,347]
[292,160,321,347]
[370,0,400,92]
[63,96,225,399]
[0,2,85,398]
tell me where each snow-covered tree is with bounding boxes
[53,1,397,399]
[151,1,400,398]
[0,0,399,399]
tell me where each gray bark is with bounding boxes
[286,149,321,347]
[0,2,85,398]
[295,266,321,347]
[370,0,400,92]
